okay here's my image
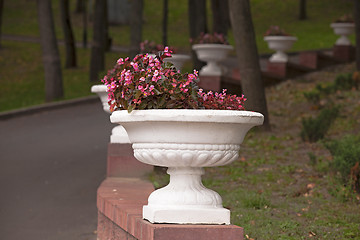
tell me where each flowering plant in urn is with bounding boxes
[139,40,176,54]
[102,47,246,112]
[103,47,263,225]
[264,25,291,37]
[333,14,354,23]
[190,32,229,45]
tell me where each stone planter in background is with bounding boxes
[264,36,297,63]
[163,54,191,71]
[192,44,233,76]
[91,84,130,144]
[330,22,355,46]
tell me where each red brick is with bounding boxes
[266,61,287,78]
[299,52,318,69]
[97,178,244,240]
[333,45,355,62]
[198,75,222,92]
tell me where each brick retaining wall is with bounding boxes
[97,177,244,240]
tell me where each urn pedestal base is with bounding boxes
[143,206,230,225]
[142,167,230,224]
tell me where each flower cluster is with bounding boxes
[264,26,291,37]
[102,47,246,112]
[198,89,246,110]
[140,40,176,54]
[334,14,354,23]
[102,47,200,112]
[190,32,229,45]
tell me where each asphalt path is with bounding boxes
[0,100,113,240]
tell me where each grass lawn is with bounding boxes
[0,40,126,111]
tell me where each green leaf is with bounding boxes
[158,94,166,107]
[127,105,134,113]
[134,90,142,99]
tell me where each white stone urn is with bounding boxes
[163,54,191,71]
[264,36,297,62]
[91,84,130,144]
[110,109,264,224]
[91,85,110,113]
[192,44,233,76]
[330,22,355,46]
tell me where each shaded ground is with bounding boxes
[212,62,360,239]
[0,101,113,240]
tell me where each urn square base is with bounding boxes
[143,205,230,225]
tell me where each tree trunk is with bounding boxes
[60,0,77,68]
[0,0,4,49]
[211,0,230,35]
[228,0,270,130]
[299,0,307,20]
[162,0,168,47]
[104,0,112,52]
[355,0,360,70]
[90,0,106,82]
[82,0,88,48]
[188,0,207,71]
[37,0,64,102]
[75,0,84,13]
[129,0,144,58]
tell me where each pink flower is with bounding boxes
[131,62,139,71]
[117,58,124,65]
[163,46,172,57]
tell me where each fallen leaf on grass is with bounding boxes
[245,235,255,240]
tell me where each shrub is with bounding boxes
[303,72,358,106]
[303,89,321,105]
[333,73,355,91]
[325,135,360,193]
[300,106,339,142]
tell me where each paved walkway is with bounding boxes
[0,99,113,240]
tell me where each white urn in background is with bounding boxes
[110,109,264,224]
[163,54,191,71]
[264,36,297,63]
[91,85,130,144]
[330,22,355,46]
[192,44,233,76]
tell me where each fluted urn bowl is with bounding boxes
[110,109,264,224]
[264,36,297,62]
[192,44,233,76]
[163,54,191,71]
[91,84,130,143]
[91,84,110,113]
